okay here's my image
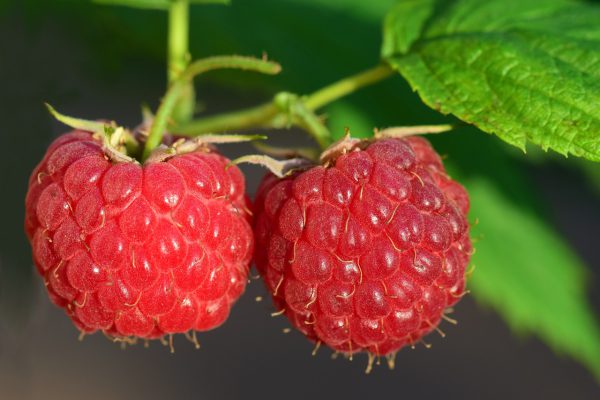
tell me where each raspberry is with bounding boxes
[253,136,471,362]
[25,129,253,341]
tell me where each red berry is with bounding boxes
[253,136,471,358]
[25,130,253,340]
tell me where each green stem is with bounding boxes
[292,104,331,149]
[168,0,189,83]
[182,56,281,80]
[168,0,194,124]
[174,63,394,143]
[303,64,393,110]
[143,56,281,160]
[176,102,279,135]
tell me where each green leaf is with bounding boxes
[381,0,435,55]
[92,0,229,10]
[382,0,600,162]
[466,176,600,379]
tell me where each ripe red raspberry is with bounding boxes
[253,136,471,361]
[25,129,253,340]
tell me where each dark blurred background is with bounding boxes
[1,1,599,399]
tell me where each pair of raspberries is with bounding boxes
[25,129,471,361]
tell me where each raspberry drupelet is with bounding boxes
[253,136,471,363]
[25,129,253,341]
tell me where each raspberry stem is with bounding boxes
[173,102,280,133]
[168,0,194,125]
[173,64,394,146]
[304,64,394,110]
[273,92,332,149]
[142,56,282,160]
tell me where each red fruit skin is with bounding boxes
[254,136,471,356]
[25,130,253,338]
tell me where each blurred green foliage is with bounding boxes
[93,0,229,9]
[3,0,600,379]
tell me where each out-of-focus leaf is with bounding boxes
[0,1,9,15]
[93,0,172,9]
[383,0,600,162]
[92,0,229,10]
[18,0,398,103]
[325,102,373,139]
[466,177,600,378]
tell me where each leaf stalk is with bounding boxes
[174,64,394,148]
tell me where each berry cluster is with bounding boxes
[25,128,470,362]
[25,130,253,339]
[253,137,471,357]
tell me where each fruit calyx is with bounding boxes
[236,125,456,177]
[46,104,265,164]
[320,125,454,166]
[144,134,267,163]
[46,104,140,163]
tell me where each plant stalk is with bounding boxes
[143,56,281,160]
[174,64,394,143]
[303,64,393,110]
[175,102,280,135]
[168,0,194,124]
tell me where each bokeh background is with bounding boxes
[1,1,599,399]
